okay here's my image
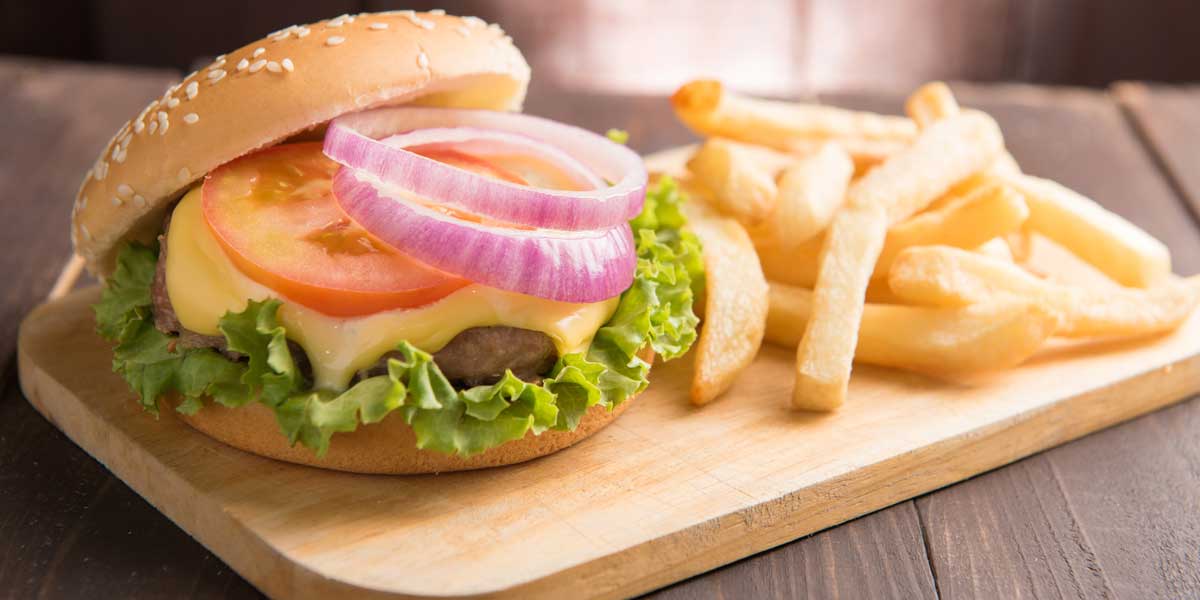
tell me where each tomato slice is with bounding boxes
[202,143,468,316]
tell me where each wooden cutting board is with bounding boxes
[17,150,1200,599]
[18,288,1200,599]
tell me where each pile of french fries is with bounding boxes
[671,80,1200,410]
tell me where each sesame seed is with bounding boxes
[212,57,226,69]
[117,183,133,197]
[281,58,294,72]
[455,26,470,37]
[178,167,191,183]
[463,16,485,27]
[236,58,249,71]
[296,26,310,38]
[253,47,266,57]
[158,112,170,135]
[249,59,267,73]
[207,68,225,79]
[80,197,88,209]
[94,161,108,180]
[326,36,345,46]
[167,97,180,108]
[133,194,146,208]
[216,54,226,61]
[111,196,123,206]
[269,29,290,42]
[327,18,345,28]
[417,52,429,69]
[185,81,199,99]
[209,70,225,84]
[488,23,502,32]
[430,9,445,15]
[183,113,199,124]
[369,22,389,30]
[134,120,145,133]
[114,148,127,163]
[81,224,92,241]
[266,60,282,73]
[148,121,158,134]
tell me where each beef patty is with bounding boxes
[149,211,559,388]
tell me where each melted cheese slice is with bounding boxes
[165,188,618,391]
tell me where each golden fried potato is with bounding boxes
[848,111,1005,223]
[976,237,1016,262]
[752,143,854,248]
[874,182,1028,276]
[888,246,1199,338]
[768,282,1058,375]
[793,205,888,411]
[1004,174,1171,288]
[793,110,1005,411]
[672,79,917,145]
[685,202,769,405]
[687,138,794,226]
[905,81,960,128]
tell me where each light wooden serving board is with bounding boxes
[18,287,1200,599]
[17,149,1200,599]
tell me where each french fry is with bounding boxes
[1005,225,1034,263]
[787,137,907,174]
[976,237,1015,262]
[905,81,960,128]
[849,111,1005,223]
[687,138,793,225]
[905,82,1022,208]
[755,234,823,288]
[752,143,854,248]
[888,246,1200,338]
[685,203,769,405]
[768,282,1058,375]
[794,111,1004,411]
[794,205,888,410]
[671,79,917,147]
[874,182,1028,276]
[1003,174,1171,288]
[758,179,1024,287]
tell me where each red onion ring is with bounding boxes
[380,128,604,191]
[323,107,646,230]
[331,168,636,303]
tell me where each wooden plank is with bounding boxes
[0,58,264,600]
[1115,82,1200,225]
[648,502,936,599]
[18,270,1200,599]
[827,83,1200,598]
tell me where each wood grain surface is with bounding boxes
[2,57,1200,599]
[19,279,1200,599]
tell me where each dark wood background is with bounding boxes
[2,53,1200,597]
[4,0,1200,95]
[3,2,1200,598]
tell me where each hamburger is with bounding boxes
[78,11,701,474]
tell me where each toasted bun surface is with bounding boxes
[73,11,530,277]
[176,392,637,475]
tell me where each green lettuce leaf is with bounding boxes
[94,177,702,457]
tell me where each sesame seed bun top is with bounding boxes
[72,10,530,278]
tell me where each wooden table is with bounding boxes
[2,56,1198,599]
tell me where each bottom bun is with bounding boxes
[175,347,652,474]
[176,395,636,475]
